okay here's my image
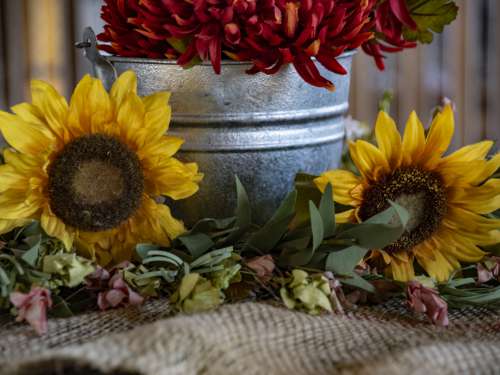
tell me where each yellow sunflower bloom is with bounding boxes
[315,106,500,283]
[0,71,203,265]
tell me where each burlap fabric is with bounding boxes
[1,299,500,375]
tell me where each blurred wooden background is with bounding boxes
[0,0,498,149]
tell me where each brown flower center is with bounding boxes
[359,167,447,253]
[48,134,144,232]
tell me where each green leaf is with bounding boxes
[245,190,297,252]
[166,37,189,53]
[403,0,459,43]
[179,233,215,259]
[21,236,42,267]
[291,173,322,229]
[336,202,409,249]
[135,244,160,260]
[341,274,375,293]
[325,246,368,276]
[223,176,252,245]
[189,217,236,234]
[309,201,324,252]
[318,184,335,238]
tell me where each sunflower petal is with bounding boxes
[0,112,55,155]
[451,179,500,214]
[349,140,389,181]
[41,207,74,250]
[401,111,426,166]
[314,170,362,206]
[389,255,415,282]
[111,70,137,108]
[422,105,455,166]
[416,247,456,283]
[30,80,69,141]
[443,140,494,163]
[375,111,402,168]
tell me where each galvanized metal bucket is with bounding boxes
[79,28,353,224]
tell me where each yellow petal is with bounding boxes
[314,170,362,206]
[11,103,45,126]
[0,165,28,193]
[41,207,74,250]
[0,192,41,219]
[442,140,494,163]
[421,105,455,167]
[0,218,32,234]
[374,111,402,168]
[157,203,186,240]
[3,149,41,173]
[401,111,426,166]
[117,92,145,148]
[389,255,415,282]
[146,158,202,199]
[138,136,185,166]
[416,247,456,283]
[30,80,69,141]
[0,111,55,155]
[335,209,355,223]
[349,140,389,181]
[110,70,137,108]
[451,179,500,214]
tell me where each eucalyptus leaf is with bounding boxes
[291,173,322,229]
[341,273,375,293]
[245,190,297,252]
[309,201,324,252]
[179,233,215,258]
[325,246,368,276]
[318,184,335,238]
[336,202,409,249]
[21,241,41,267]
[135,244,159,260]
[223,176,252,245]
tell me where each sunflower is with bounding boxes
[315,106,500,282]
[0,71,203,265]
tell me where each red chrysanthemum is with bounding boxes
[99,1,422,89]
[362,0,417,69]
[98,0,179,59]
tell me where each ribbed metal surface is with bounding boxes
[85,31,353,223]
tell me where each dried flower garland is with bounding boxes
[0,76,499,335]
[98,0,458,89]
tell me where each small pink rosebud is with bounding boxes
[10,287,53,335]
[246,255,275,283]
[407,281,449,327]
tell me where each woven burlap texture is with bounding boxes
[2,300,500,375]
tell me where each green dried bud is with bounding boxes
[280,269,332,315]
[42,253,95,288]
[171,273,223,314]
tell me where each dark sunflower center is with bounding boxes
[359,167,447,253]
[48,134,144,232]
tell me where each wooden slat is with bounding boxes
[0,0,6,109]
[486,0,500,148]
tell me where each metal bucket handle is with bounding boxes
[75,27,117,90]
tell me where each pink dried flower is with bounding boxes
[92,262,144,310]
[98,273,144,310]
[85,265,111,290]
[407,281,449,327]
[246,255,275,283]
[477,257,500,284]
[10,287,53,335]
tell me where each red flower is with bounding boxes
[407,281,449,327]
[10,287,53,335]
[98,0,179,59]
[99,0,376,90]
[246,255,275,283]
[362,0,417,69]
